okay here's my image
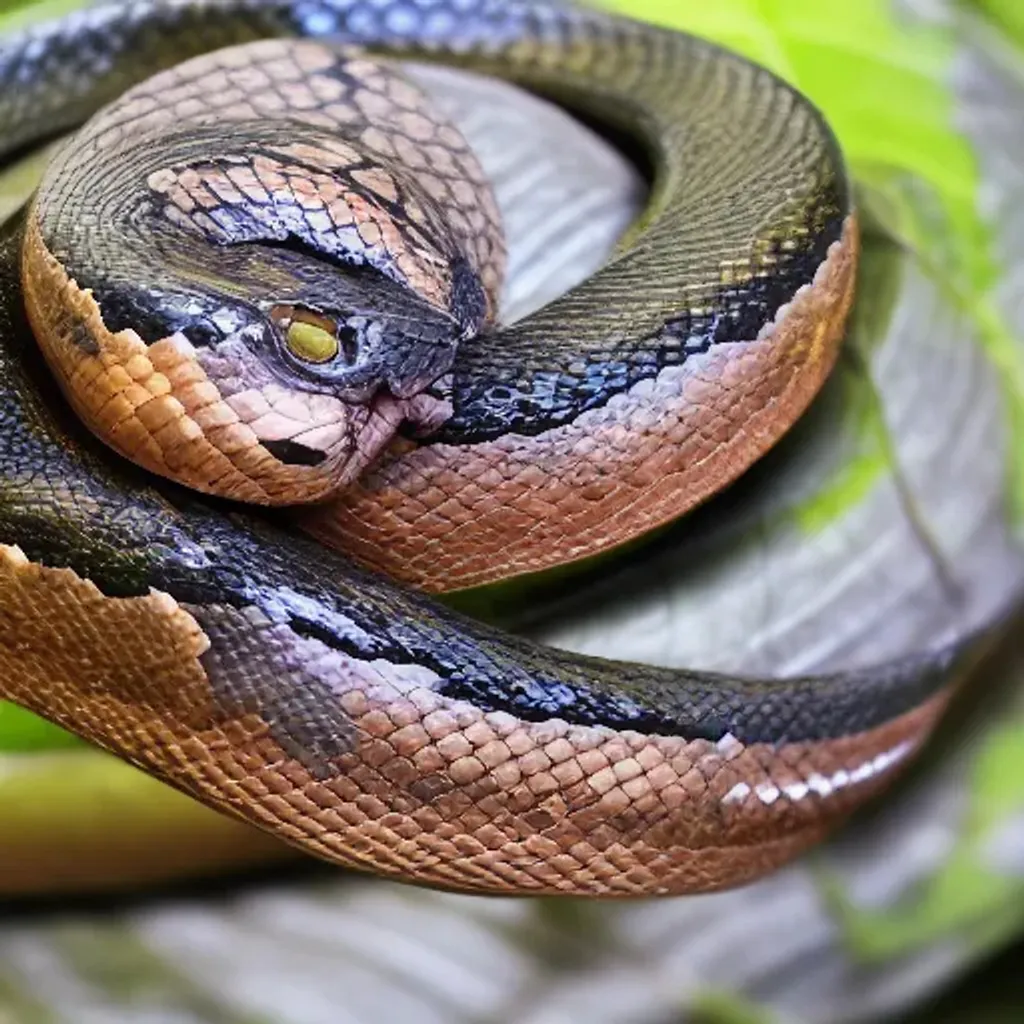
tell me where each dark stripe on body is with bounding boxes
[0,223,961,749]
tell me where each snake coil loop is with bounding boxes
[0,0,976,896]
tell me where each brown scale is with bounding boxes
[148,152,454,313]
[306,216,859,590]
[0,546,950,896]
[72,39,505,316]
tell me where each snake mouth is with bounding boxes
[345,386,455,474]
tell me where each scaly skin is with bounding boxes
[0,0,985,896]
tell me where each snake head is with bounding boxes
[46,252,469,505]
[24,65,501,505]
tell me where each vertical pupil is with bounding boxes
[338,324,360,365]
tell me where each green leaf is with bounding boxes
[821,717,1024,960]
[0,0,81,30]
[0,702,83,752]
[966,0,1024,46]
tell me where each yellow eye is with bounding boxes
[285,320,339,364]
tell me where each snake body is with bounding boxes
[0,0,979,896]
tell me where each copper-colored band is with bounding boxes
[0,545,944,897]
[305,215,860,592]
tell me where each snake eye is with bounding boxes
[285,319,339,364]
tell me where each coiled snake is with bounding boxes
[0,0,981,896]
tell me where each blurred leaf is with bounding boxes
[692,993,777,1024]
[967,0,1024,45]
[0,750,289,893]
[0,702,82,752]
[822,717,1024,960]
[0,0,82,29]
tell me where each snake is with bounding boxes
[0,0,985,898]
